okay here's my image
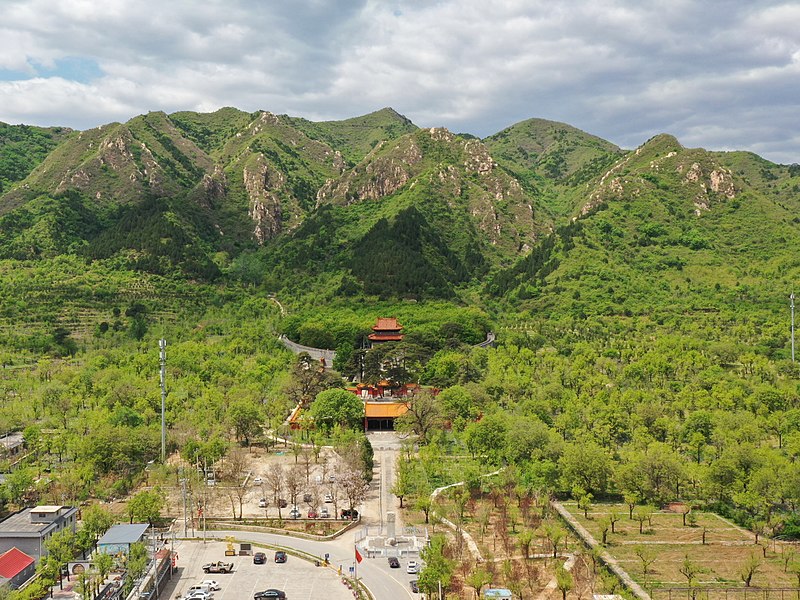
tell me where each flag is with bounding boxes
[355,547,363,564]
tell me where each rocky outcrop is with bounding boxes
[244,156,284,243]
[316,138,423,205]
[678,161,736,215]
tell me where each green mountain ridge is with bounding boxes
[1,107,798,304]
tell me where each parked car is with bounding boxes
[258,498,268,508]
[324,493,333,503]
[274,551,287,563]
[303,493,312,503]
[278,498,288,508]
[253,476,262,485]
[198,581,220,591]
[388,556,400,568]
[410,580,419,593]
[407,560,419,574]
[187,585,214,597]
[320,506,329,518]
[185,592,213,600]
[328,474,336,482]
[202,561,233,574]
[253,552,266,564]
[254,590,286,600]
[307,509,318,518]
[289,506,301,519]
[340,508,359,520]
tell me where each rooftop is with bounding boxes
[364,402,409,419]
[0,547,35,578]
[0,506,76,536]
[372,317,403,331]
[97,524,149,546]
[0,432,23,451]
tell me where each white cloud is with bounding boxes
[0,0,797,163]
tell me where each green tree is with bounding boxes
[556,564,574,600]
[418,534,455,597]
[127,488,164,525]
[309,389,363,432]
[227,399,263,446]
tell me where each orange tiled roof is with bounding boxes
[364,402,409,418]
[372,317,403,331]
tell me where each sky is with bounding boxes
[0,0,798,164]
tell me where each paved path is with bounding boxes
[188,529,415,600]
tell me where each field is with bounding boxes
[562,502,800,599]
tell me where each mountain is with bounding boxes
[1,106,798,306]
[488,132,800,337]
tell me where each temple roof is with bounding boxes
[372,317,403,332]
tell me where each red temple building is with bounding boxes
[368,317,404,347]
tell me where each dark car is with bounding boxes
[388,556,400,568]
[340,508,359,520]
[278,498,288,508]
[410,580,419,593]
[254,590,286,600]
[253,552,266,564]
[274,551,287,563]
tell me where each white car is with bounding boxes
[199,581,221,591]
[185,592,213,600]
[324,493,333,503]
[320,506,329,518]
[407,560,419,574]
[253,476,262,485]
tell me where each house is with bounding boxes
[0,547,36,590]
[368,317,404,347]
[0,505,79,561]
[0,432,24,460]
[97,523,149,556]
[364,401,409,431]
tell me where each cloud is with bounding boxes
[0,0,797,163]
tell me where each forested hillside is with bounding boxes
[1,106,800,550]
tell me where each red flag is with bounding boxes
[355,547,363,564]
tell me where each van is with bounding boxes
[187,584,213,596]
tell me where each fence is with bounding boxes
[651,588,800,600]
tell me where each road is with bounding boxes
[186,529,416,600]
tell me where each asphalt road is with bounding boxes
[187,530,417,600]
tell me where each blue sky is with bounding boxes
[0,0,798,163]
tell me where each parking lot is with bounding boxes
[162,540,356,600]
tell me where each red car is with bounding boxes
[307,510,318,518]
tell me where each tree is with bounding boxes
[395,390,442,444]
[518,529,534,559]
[309,389,363,432]
[92,550,113,582]
[284,353,342,407]
[609,511,621,533]
[559,440,614,495]
[679,554,705,597]
[265,463,285,520]
[634,545,657,576]
[465,567,492,599]
[740,552,762,587]
[541,523,567,558]
[222,448,251,520]
[418,534,455,597]
[227,400,263,446]
[556,564,574,600]
[76,504,114,554]
[127,488,164,525]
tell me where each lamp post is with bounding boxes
[159,339,167,462]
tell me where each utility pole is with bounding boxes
[181,471,187,537]
[792,293,796,363]
[160,339,167,462]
